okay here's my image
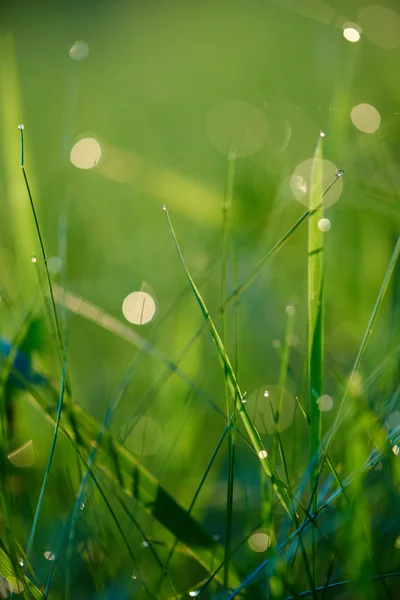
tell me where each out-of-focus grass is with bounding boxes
[2,1,400,599]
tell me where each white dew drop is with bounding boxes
[258,450,268,460]
[44,551,55,561]
[393,445,400,456]
[318,218,331,232]
[343,26,361,43]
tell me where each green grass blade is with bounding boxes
[24,361,67,561]
[163,205,292,517]
[307,137,324,581]
[220,151,236,588]
[0,548,43,599]
[308,137,324,470]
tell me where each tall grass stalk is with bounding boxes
[220,150,236,588]
[307,137,324,579]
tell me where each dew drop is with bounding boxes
[162,205,167,211]
[80,502,85,510]
[142,541,149,548]
[263,390,269,398]
[18,124,24,131]
[31,256,37,264]
[320,131,326,137]
[258,449,268,459]
[335,169,345,178]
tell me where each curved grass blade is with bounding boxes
[163,206,292,517]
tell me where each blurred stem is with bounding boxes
[221,150,236,588]
[308,138,324,580]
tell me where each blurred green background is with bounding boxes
[1,0,400,598]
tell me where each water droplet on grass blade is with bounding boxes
[318,218,331,232]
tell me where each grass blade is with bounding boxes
[220,151,236,588]
[308,137,324,581]
[163,205,292,516]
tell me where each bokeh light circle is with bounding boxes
[350,103,381,134]
[70,137,101,169]
[246,385,295,434]
[206,100,268,157]
[343,26,361,43]
[290,158,343,208]
[69,41,89,60]
[317,395,334,412]
[248,529,271,552]
[47,257,62,274]
[122,291,156,325]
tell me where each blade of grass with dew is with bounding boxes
[163,205,293,518]
[18,126,69,391]
[307,136,324,581]
[0,34,36,294]
[220,150,236,588]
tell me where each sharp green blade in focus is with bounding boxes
[308,137,324,469]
